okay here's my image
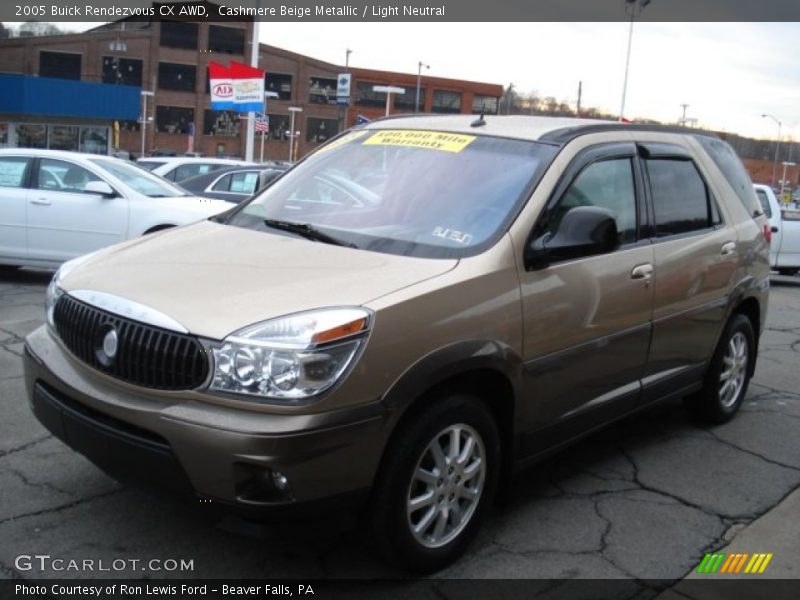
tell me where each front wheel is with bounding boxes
[685,313,755,424]
[367,394,500,573]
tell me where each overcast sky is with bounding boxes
[13,20,800,141]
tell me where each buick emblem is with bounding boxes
[102,329,119,359]
[94,324,119,367]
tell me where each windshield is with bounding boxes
[223,129,556,258]
[90,158,188,198]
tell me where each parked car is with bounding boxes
[24,117,769,572]
[136,157,255,183]
[180,165,288,203]
[0,149,232,268]
[754,183,800,275]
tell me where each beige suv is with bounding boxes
[24,116,770,572]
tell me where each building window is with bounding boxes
[394,87,424,111]
[39,51,81,80]
[49,125,80,151]
[355,82,388,108]
[306,118,339,144]
[472,95,499,115]
[208,25,244,55]
[308,77,338,105]
[102,56,143,87]
[267,114,289,141]
[155,106,195,134]
[158,62,196,92]
[0,123,9,146]
[432,90,462,114]
[265,73,292,101]
[160,21,198,50]
[79,127,109,155]
[118,120,140,132]
[16,124,47,148]
[203,110,241,136]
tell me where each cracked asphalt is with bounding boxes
[1,267,799,583]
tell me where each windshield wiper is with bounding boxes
[263,219,357,248]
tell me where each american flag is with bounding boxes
[255,113,269,134]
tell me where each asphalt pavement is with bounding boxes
[1,267,799,589]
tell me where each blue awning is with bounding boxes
[0,74,140,120]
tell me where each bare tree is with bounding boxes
[16,21,64,37]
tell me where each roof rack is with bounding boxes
[540,122,720,145]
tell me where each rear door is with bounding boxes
[27,158,128,262]
[639,143,737,404]
[0,155,32,263]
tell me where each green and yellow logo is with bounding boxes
[696,552,773,574]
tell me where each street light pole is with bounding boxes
[415,61,429,113]
[288,106,303,163]
[762,113,782,189]
[506,83,514,115]
[139,90,154,157]
[244,6,260,162]
[619,0,652,122]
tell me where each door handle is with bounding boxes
[721,241,736,256]
[631,263,653,280]
[30,198,52,206]
[771,226,779,233]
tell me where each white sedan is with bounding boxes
[136,157,254,183]
[0,149,232,269]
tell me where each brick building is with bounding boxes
[0,9,502,161]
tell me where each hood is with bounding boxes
[60,220,457,339]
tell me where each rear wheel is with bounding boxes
[368,394,500,573]
[685,313,755,423]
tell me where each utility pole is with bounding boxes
[680,103,690,124]
[576,81,582,118]
[506,83,514,115]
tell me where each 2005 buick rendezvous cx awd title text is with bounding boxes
[24,115,770,572]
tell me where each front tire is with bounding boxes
[685,313,755,424]
[368,394,500,573]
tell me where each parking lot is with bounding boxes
[1,268,799,582]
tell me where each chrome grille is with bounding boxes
[53,294,209,390]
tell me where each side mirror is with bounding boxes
[84,181,116,197]
[526,206,619,270]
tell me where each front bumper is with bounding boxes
[23,325,390,516]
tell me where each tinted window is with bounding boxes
[204,110,241,136]
[551,158,637,245]
[0,157,31,188]
[214,172,259,193]
[432,90,462,114]
[394,87,424,111]
[755,189,772,218]
[16,124,47,149]
[472,96,499,115]
[39,51,80,80]
[102,57,143,86]
[647,159,713,237]
[355,82,386,108]
[37,159,100,192]
[158,62,196,92]
[307,118,339,144]
[208,26,245,54]
[155,106,195,134]
[160,21,198,49]
[172,163,223,182]
[309,77,338,104]
[695,135,759,215]
[265,73,292,101]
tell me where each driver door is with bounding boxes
[27,158,128,263]
[517,143,655,454]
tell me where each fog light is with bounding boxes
[271,470,290,491]
[234,463,293,504]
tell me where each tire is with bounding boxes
[367,394,500,573]
[777,268,798,276]
[685,313,755,424]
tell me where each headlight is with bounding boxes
[46,251,102,329]
[208,307,372,402]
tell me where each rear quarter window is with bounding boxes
[695,135,760,216]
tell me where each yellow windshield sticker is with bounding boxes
[363,130,476,153]
[314,130,369,154]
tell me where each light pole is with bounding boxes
[762,113,782,189]
[373,85,405,117]
[139,90,154,157]
[506,83,514,115]
[288,106,303,163]
[415,61,429,113]
[260,91,278,162]
[780,162,795,198]
[619,0,652,122]
[244,7,261,163]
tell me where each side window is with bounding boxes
[212,174,232,192]
[173,163,219,182]
[37,159,100,193]
[755,189,773,218]
[695,135,759,215]
[647,159,716,237]
[229,171,259,193]
[550,158,637,245]
[0,157,31,188]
